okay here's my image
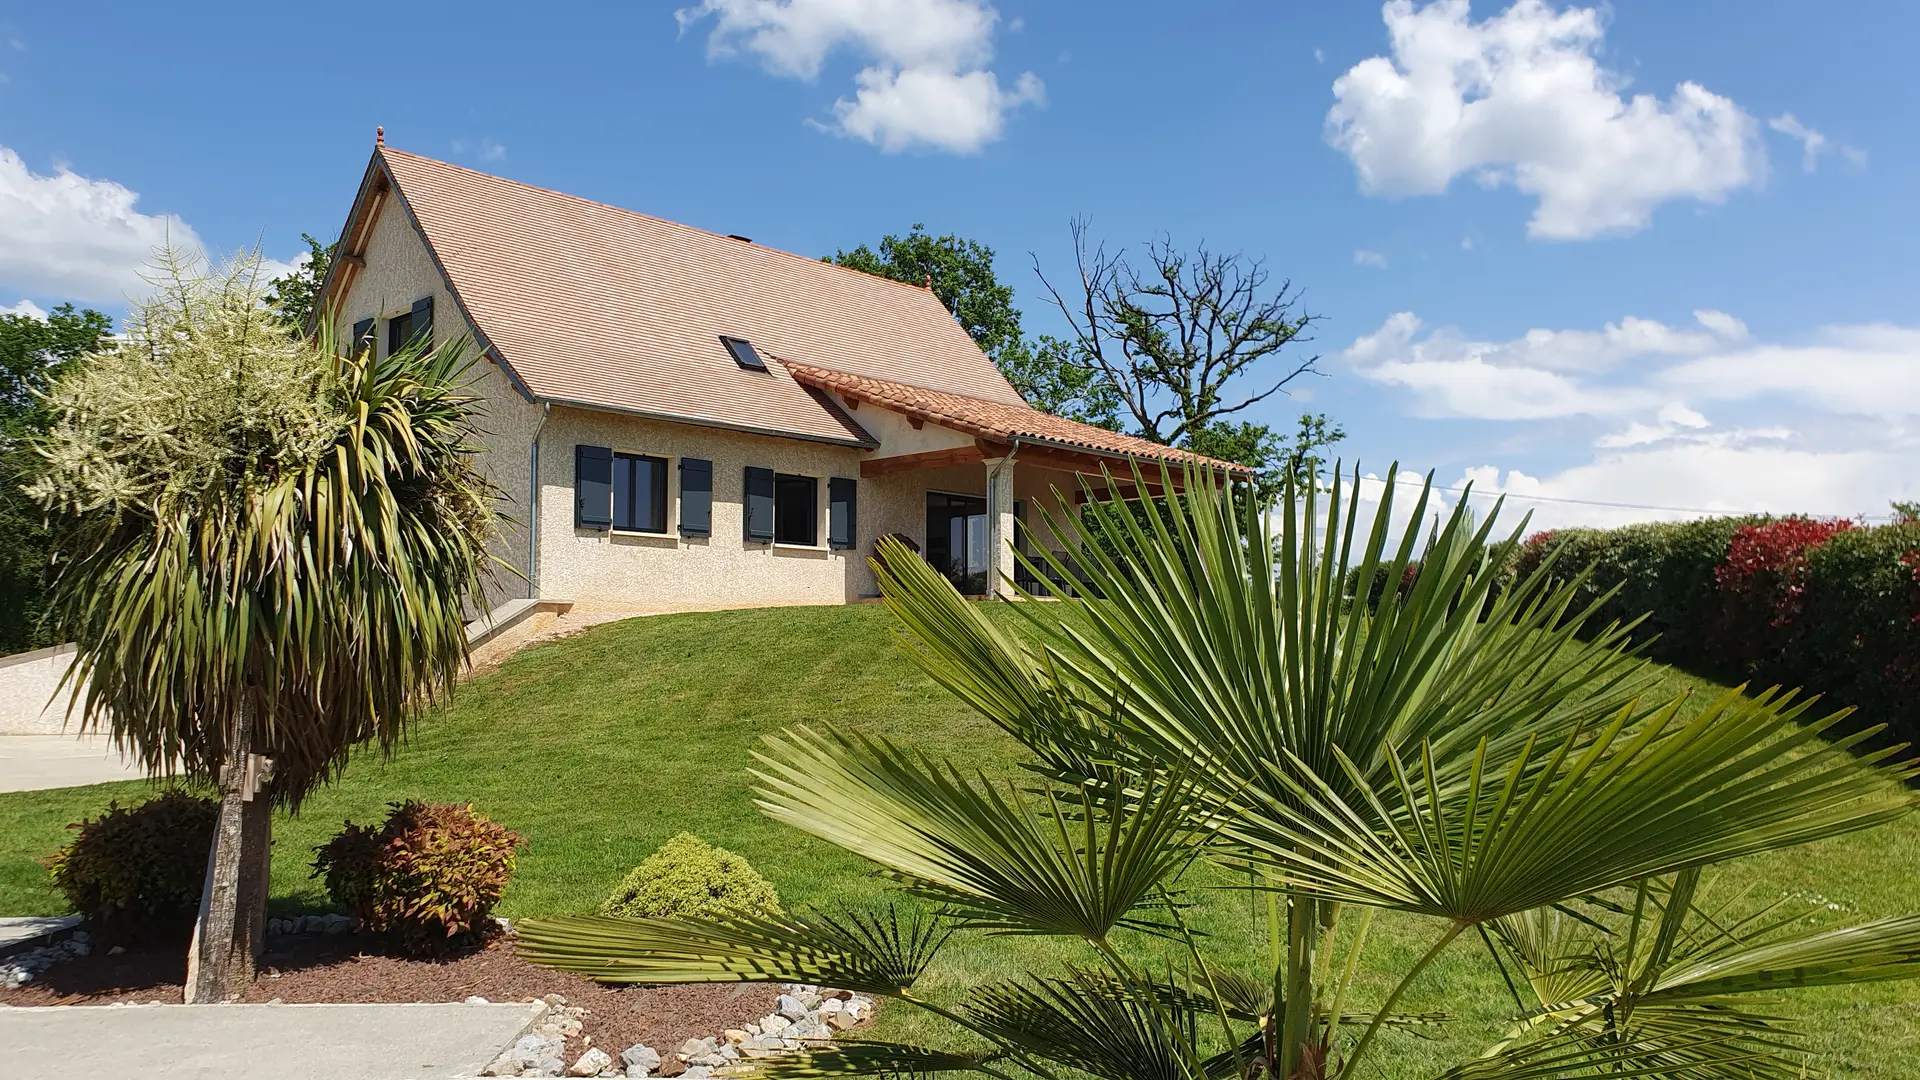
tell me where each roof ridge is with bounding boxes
[377,146,943,299]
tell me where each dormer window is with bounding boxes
[721,335,767,371]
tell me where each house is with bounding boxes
[313,134,1236,638]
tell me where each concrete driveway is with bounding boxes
[0,1000,544,1079]
[0,734,160,793]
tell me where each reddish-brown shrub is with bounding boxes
[312,801,524,956]
[1711,517,1855,672]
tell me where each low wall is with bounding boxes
[0,645,85,735]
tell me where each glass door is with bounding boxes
[925,492,989,595]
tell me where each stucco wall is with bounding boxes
[0,645,83,735]
[332,194,544,610]
[535,407,872,611]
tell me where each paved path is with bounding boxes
[0,1000,544,1079]
[0,916,79,956]
[0,734,159,793]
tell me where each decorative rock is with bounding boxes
[817,999,843,1016]
[467,995,491,1005]
[678,1038,712,1059]
[543,993,570,1008]
[827,1011,860,1031]
[777,994,810,1020]
[722,1029,750,1044]
[760,1015,791,1034]
[681,1068,713,1080]
[569,1048,614,1076]
[620,1043,661,1077]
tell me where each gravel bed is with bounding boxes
[0,929,781,1071]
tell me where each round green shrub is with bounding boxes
[312,800,525,957]
[44,790,217,943]
[600,832,783,922]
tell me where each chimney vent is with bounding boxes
[726,234,753,243]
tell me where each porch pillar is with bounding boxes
[983,454,1018,599]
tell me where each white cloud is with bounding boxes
[1326,0,1765,239]
[1767,113,1862,173]
[828,66,1042,152]
[1450,441,1913,530]
[677,0,1042,153]
[0,147,202,303]
[1767,114,1826,172]
[1,297,47,319]
[1340,307,1920,529]
[1353,248,1389,268]
[1314,46,1325,64]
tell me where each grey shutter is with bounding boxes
[409,296,434,349]
[575,444,613,528]
[744,466,775,543]
[679,457,712,537]
[351,318,374,356]
[828,477,857,550]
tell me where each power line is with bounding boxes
[1365,473,1896,522]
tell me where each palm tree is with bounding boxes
[518,467,1920,1079]
[29,249,497,1002]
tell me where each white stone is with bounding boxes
[760,1015,791,1034]
[569,1048,614,1076]
[466,995,491,1005]
[777,994,810,1020]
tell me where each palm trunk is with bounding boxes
[1278,893,1321,1080]
[184,698,272,1004]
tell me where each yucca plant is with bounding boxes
[28,247,498,1002]
[519,466,1920,1079]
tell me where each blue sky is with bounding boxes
[1,0,1914,529]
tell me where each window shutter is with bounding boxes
[828,477,857,550]
[575,444,613,528]
[679,457,712,537]
[744,466,775,543]
[351,318,374,356]
[410,296,434,349]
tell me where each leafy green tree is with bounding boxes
[520,471,1920,1080]
[0,303,113,652]
[828,226,1120,428]
[1187,413,1345,501]
[263,232,335,329]
[29,248,498,1001]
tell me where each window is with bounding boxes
[386,311,413,357]
[721,335,767,371]
[773,473,818,546]
[612,453,669,533]
[386,297,433,356]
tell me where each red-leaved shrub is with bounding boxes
[1710,517,1855,672]
[312,801,524,957]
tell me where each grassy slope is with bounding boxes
[0,605,1914,1077]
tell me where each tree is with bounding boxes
[1035,218,1341,482]
[518,470,1920,1080]
[28,248,497,1001]
[263,232,335,330]
[0,303,113,652]
[828,225,1120,428]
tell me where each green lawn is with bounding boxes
[2,605,1915,1077]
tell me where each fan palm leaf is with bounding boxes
[753,726,1209,941]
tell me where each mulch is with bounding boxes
[0,930,782,1071]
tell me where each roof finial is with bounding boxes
[375,126,385,148]
[924,273,934,290]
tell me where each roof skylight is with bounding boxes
[721,335,767,371]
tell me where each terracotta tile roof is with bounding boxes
[780,360,1250,474]
[374,148,1028,445]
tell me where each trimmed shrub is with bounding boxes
[312,800,524,956]
[1798,523,1920,728]
[1710,517,1856,673]
[601,832,783,922]
[44,790,216,943]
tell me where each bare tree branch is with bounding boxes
[1032,220,1322,446]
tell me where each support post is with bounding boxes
[983,455,1018,599]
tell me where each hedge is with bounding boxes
[1512,515,1920,741]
